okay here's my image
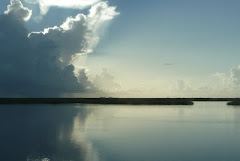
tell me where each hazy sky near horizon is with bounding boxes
[1,0,240,97]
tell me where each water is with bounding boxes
[0,102,240,161]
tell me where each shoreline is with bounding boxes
[0,98,239,105]
[0,98,194,105]
[227,99,240,106]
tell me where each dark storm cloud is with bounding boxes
[0,0,118,97]
[0,13,83,97]
[163,63,174,66]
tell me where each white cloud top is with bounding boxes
[4,0,32,21]
[29,2,119,65]
[24,0,101,15]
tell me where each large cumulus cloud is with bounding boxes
[0,0,118,97]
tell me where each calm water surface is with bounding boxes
[0,102,240,161]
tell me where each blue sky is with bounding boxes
[90,0,240,96]
[95,0,240,72]
[1,0,240,97]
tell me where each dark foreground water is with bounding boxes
[0,102,240,161]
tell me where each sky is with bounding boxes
[0,0,240,97]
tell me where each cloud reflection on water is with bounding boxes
[0,105,97,161]
[1,103,240,161]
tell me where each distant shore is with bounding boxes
[0,98,239,105]
[227,99,240,106]
[0,98,194,105]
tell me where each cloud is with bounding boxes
[93,68,121,92]
[29,2,118,65]
[0,0,118,97]
[230,65,240,87]
[215,65,240,89]
[4,0,32,21]
[167,65,240,98]
[176,80,188,91]
[24,0,101,15]
[163,63,174,66]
